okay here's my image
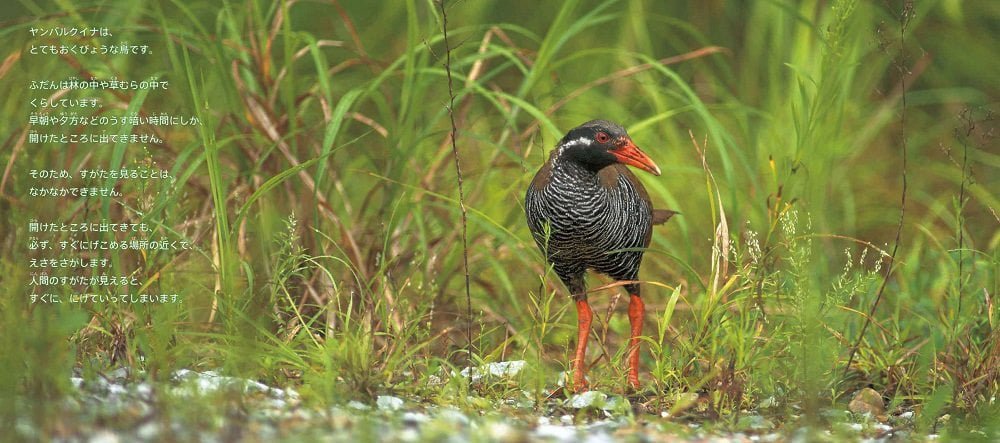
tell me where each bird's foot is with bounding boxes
[626,377,640,393]
[545,386,566,400]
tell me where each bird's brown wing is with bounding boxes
[528,151,557,194]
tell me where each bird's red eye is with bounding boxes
[595,132,610,143]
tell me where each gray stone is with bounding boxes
[376,395,405,411]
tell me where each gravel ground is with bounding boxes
[16,362,934,442]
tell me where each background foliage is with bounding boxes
[1,0,997,437]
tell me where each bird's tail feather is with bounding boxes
[652,209,679,225]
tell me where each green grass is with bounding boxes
[1,0,998,439]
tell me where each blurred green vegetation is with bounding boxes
[1,0,997,438]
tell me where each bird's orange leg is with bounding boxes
[573,298,593,392]
[627,294,644,390]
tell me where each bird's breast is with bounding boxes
[526,164,652,256]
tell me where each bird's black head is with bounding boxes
[554,120,661,175]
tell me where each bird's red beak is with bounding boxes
[611,138,661,176]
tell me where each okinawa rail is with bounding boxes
[525,119,674,392]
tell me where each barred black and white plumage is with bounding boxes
[525,161,652,295]
[523,119,674,392]
[525,120,671,298]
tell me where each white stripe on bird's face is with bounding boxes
[553,136,593,160]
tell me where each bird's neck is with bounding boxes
[550,157,603,188]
